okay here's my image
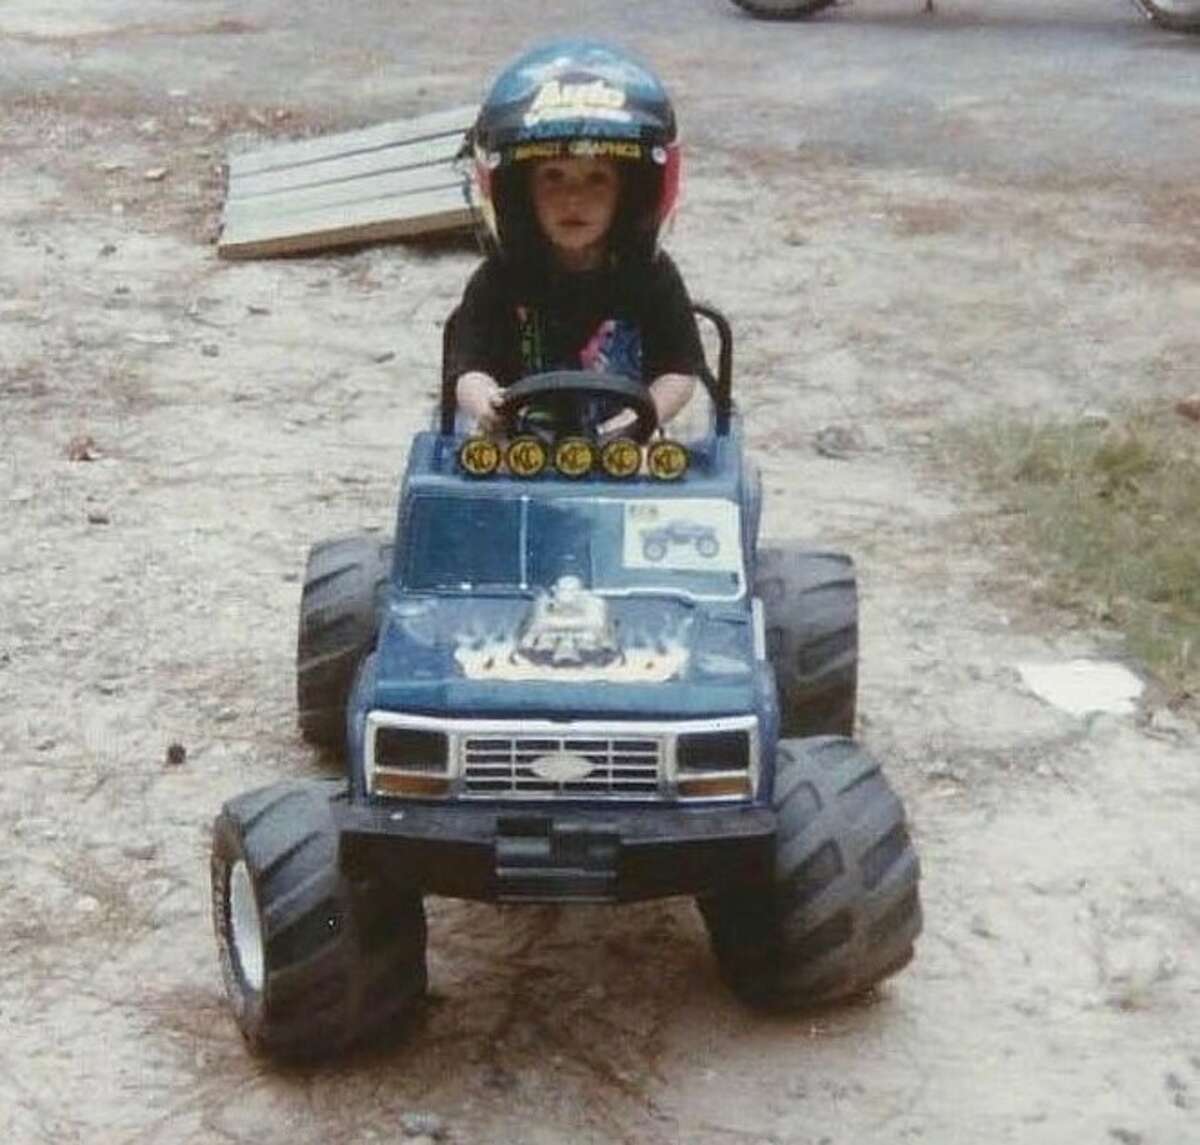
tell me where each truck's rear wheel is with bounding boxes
[699,737,920,1008]
[729,0,837,19]
[296,533,392,749]
[754,547,858,737]
[1131,0,1200,32]
[211,780,427,1060]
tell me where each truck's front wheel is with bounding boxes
[211,780,427,1059]
[699,737,921,1008]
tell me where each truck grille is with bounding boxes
[462,734,663,799]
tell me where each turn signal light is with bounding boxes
[372,773,452,798]
[676,775,752,800]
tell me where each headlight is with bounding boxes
[673,722,757,801]
[375,726,448,771]
[367,718,452,798]
[676,730,751,772]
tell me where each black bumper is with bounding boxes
[334,800,777,904]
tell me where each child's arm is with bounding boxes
[598,371,697,437]
[648,372,696,425]
[456,371,504,432]
[450,261,511,431]
[615,253,702,435]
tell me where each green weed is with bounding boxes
[947,404,1200,701]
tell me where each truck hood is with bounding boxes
[372,590,757,719]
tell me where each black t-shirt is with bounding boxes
[447,252,705,388]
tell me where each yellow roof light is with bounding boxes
[458,436,502,476]
[553,436,596,478]
[600,437,642,478]
[505,435,548,478]
[646,439,689,481]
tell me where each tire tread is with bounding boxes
[295,534,391,751]
[211,779,427,1060]
[700,736,921,1009]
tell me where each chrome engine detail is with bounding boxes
[515,576,620,668]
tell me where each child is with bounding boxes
[450,40,705,435]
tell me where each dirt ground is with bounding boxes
[2,1,1199,1142]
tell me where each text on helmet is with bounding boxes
[524,80,632,127]
[512,139,645,163]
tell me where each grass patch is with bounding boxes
[948,402,1200,701]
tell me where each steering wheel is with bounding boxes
[498,371,659,444]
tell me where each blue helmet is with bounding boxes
[471,40,681,263]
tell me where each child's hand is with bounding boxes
[456,372,504,432]
[599,374,697,438]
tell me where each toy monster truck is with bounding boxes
[210,305,922,1059]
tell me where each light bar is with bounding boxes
[455,435,691,480]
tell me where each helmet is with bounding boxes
[471,40,681,265]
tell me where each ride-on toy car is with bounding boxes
[210,306,922,1059]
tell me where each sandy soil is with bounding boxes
[2,2,1199,1143]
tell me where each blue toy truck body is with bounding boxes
[335,419,780,903]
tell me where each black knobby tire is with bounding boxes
[1131,0,1200,32]
[296,533,392,749]
[754,546,858,737]
[700,736,921,1008]
[729,0,837,19]
[211,779,427,1059]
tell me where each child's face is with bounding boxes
[530,157,620,267]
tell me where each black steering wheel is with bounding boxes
[498,371,659,444]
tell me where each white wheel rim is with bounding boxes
[229,860,265,993]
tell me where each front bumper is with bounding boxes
[334,799,776,904]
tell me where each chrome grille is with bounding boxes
[462,734,663,798]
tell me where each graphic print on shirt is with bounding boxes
[579,319,643,381]
[515,308,643,381]
[516,306,545,374]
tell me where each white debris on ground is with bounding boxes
[1016,660,1145,717]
